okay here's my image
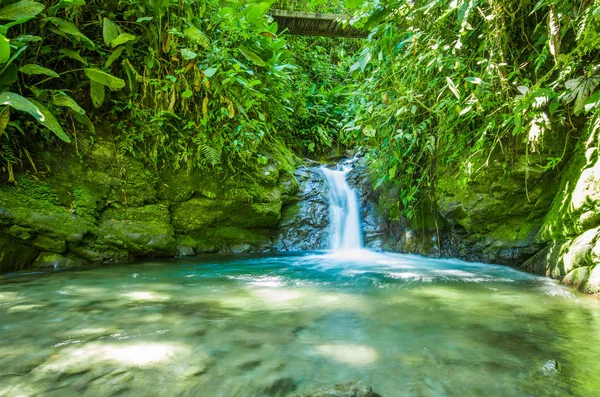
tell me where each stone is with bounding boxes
[273,166,329,251]
[177,245,195,257]
[98,204,176,256]
[264,376,297,396]
[296,381,382,397]
[33,252,79,270]
[542,360,560,374]
[0,234,39,271]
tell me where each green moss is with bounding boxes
[98,204,175,255]
[7,176,61,206]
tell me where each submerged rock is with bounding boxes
[542,360,560,374]
[297,381,382,397]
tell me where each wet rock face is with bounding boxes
[345,158,387,250]
[297,381,382,397]
[273,167,329,251]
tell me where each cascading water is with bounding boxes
[321,164,363,250]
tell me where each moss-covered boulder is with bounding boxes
[97,204,176,257]
[0,234,39,271]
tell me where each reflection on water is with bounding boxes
[1,251,600,396]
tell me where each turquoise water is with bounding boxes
[1,251,600,396]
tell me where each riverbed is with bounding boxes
[1,251,599,396]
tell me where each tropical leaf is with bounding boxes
[0,1,44,21]
[183,26,209,49]
[90,80,105,108]
[45,17,95,47]
[59,48,88,65]
[104,46,125,69]
[0,92,43,121]
[200,144,220,166]
[110,33,136,48]
[564,72,600,114]
[446,77,461,100]
[52,93,85,115]
[204,67,217,77]
[19,64,59,78]
[84,68,125,90]
[102,17,121,46]
[243,3,270,23]
[181,48,197,60]
[0,34,9,64]
[238,46,265,67]
[29,99,71,142]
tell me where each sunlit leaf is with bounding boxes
[0,34,9,64]
[85,68,125,90]
[103,17,120,46]
[0,1,44,21]
[19,64,59,78]
[110,33,136,48]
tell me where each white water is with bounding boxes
[321,165,363,251]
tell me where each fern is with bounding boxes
[200,144,221,166]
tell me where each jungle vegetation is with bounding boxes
[0,0,599,219]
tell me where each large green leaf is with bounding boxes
[110,33,136,48]
[45,17,94,48]
[238,46,266,67]
[0,92,43,121]
[183,26,209,49]
[0,1,44,21]
[19,64,59,78]
[84,68,125,90]
[0,92,70,143]
[59,48,88,65]
[0,34,9,64]
[243,3,270,23]
[564,72,600,115]
[29,99,71,142]
[90,80,105,108]
[104,46,125,69]
[102,18,121,46]
[52,93,85,115]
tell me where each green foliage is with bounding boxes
[341,0,600,219]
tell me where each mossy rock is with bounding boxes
[33,252,81,270]
[0,177,96,245]
[98,204,175,256]
[192,226,272,253]
[0,234,39,271]
[171,198,234,232]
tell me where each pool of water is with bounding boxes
[1,251,599,396]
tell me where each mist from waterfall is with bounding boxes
[321,165,363,251]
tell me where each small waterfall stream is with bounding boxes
[321,164,363,251]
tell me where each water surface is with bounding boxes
[1,251,599,396]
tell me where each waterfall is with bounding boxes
[321,165,363,251]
